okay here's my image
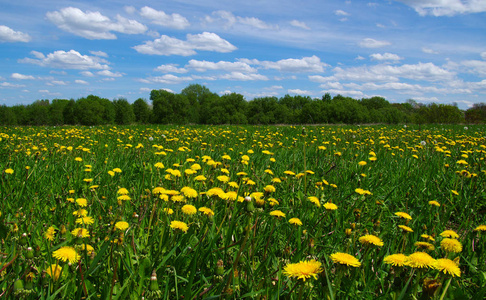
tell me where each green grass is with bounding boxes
[0,124,485,299]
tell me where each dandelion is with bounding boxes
[217,175,229,183]
[45,226,56,241]
[264,185,276,193]
[289,218,303,226]
[308,196,320,207]
[355,188,372,195]
[358,161,367,166]
[440,238,462,253]
[71,228,90,238]
[415,241,435,251]
[451,190,459,196]
[399,225,413,233]
[4,168,13,174]
[429,200,440,207]
[434,258,461,277]
[108,170,115,177]
[324,202,338,210]
[383,254,407,267]
[154,162,165,169]
[283,260,323,281]
[440,230,459,239]
[80,244,94,255]
[76,216,95,225]
[76,198,87,207]
[194,175,207,181]
[46,264,63,281]
[284,170,295,176]
[73,209,88,217]
[164,208,174,215]
[421,234,435,242]
[198,207,214,216]
[395,212,412,220]
[117,188,129,195]
[75,157,83,162]
[359,234,384,247]
[474,225,486,232]
[270,210,286,218]
[404,252,435,269]
[170,220,189,233]
[330,252,361,267]
[52,246,80,264]
[115,221,129,231]
[181,204,197,215]
[181,187,198,198]
[117,195,131,201]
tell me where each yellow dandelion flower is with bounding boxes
[181,187,198,198]
[181,204,197,215]
[4,168,14,174]
[284,170,295,176]
[115,221,129,231]
[52,246,80,264]
[358,161,367,166]
[154,162,165,169]
[80,244,94,255]
[289,218,303,226]
[308,196,320,207]
[228,181,239,188]
[170,220,189,233]
[46,264,63,281]
[264,185,276,193]
[76,198,87,207]
[117,188,129,195]
[44,226,56,241]
[108,170,115,177]
[75,216,95,225]
[117,195,131,201]
[198,207,214,216]
[421,234,435,242]
[271,177,281,183]
[451,190,459,196]
[415,241,435,251]
[395,212,412,220]
[194,175,207,181]
[399,225,414,233]
[270,210,286,218]
[324,202,338,210]
[404,252,435,269]
[283,260,323,281]
[428,200,440,207]
[164,208,174,215]
[383,254,407,267]
[75,157,83,162]
[73,208,88,217]
[440,230,459,239]
[434,258,461,277]
[217,175,229,183]
[474,225,486,232]
[359,234,384,247]
[330,252,361,267]
[440,238,462,253]
[71,228,90,238]
[355,188,372,195]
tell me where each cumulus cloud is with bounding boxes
[395,0,486,16]
[148,74,193,84]
[422,47,439,54]
[0,25,31,42]
[19,50,110,70]
[11,73,35,80]
[288,89,313,95]
[154,64,188,73]
[90,50,108,57]
[206,10,278,30]
[75,79,89,84]
[97,70,123,77]
[186,60,256,73]
[46,7,147,39]
[334,10,350,16]
[133,32,236,56]
[139,6,190,29]
[240,55,327,73]
[481,51,486,60]
[370,53,403,61]
[289,20,310,30]
[0,82,26,88]
[220,72,268,81]
[359,38,391,48]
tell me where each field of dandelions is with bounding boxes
[0,124,485,299]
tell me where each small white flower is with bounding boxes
[464,126,468,130]
[420,141,426,146]
[148,136,154,141]
[244,196,252,202]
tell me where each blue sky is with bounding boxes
[1,0,485,109]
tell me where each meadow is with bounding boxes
[0,124,485,299]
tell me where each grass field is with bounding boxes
[0,124,485,299]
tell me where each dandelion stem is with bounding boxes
[439,277,452,300]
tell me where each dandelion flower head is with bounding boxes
[283,260,323,281]
[330,252,361,267]
[52,246,80,264]
[383,254,407,267]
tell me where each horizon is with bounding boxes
[1,0,485,110]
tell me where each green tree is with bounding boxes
[113,98,135,125]
[0,105,17,125]
[132,98,151,124]
[63,99,77,125]
[26,100,50,125]
[49,99,69,125]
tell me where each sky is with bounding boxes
[0,0,485,109]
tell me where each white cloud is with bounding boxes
[359,38,391,48]
[334,10,350,16]
[80,71,95,77]
[186,59,256,73]
[481,51,486,60]
[0,82,26,88]
[11,73,35,80]
[395,0,486,16]
[124,6,136,14]
[75,79,89,84]
[289,20,310,30]
[422,47,439,54]
[97,70,123,77]
[288,89,313,95]
[459,60,486,76]
[370,53,403,61]
[0,25,31,42]
[133,32,236,56]
[242,55,327,73]
[90,50,108,57]
[139,6,190,29]
[325,89,365,98]
[148,74,193,84]
[46,7,147,39]
[206,10,278,30]
[20,50,110,70]
[154,64,188,73]
[49,80,67,85]
[220,72,268,81]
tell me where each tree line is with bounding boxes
[0,84,484,126]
